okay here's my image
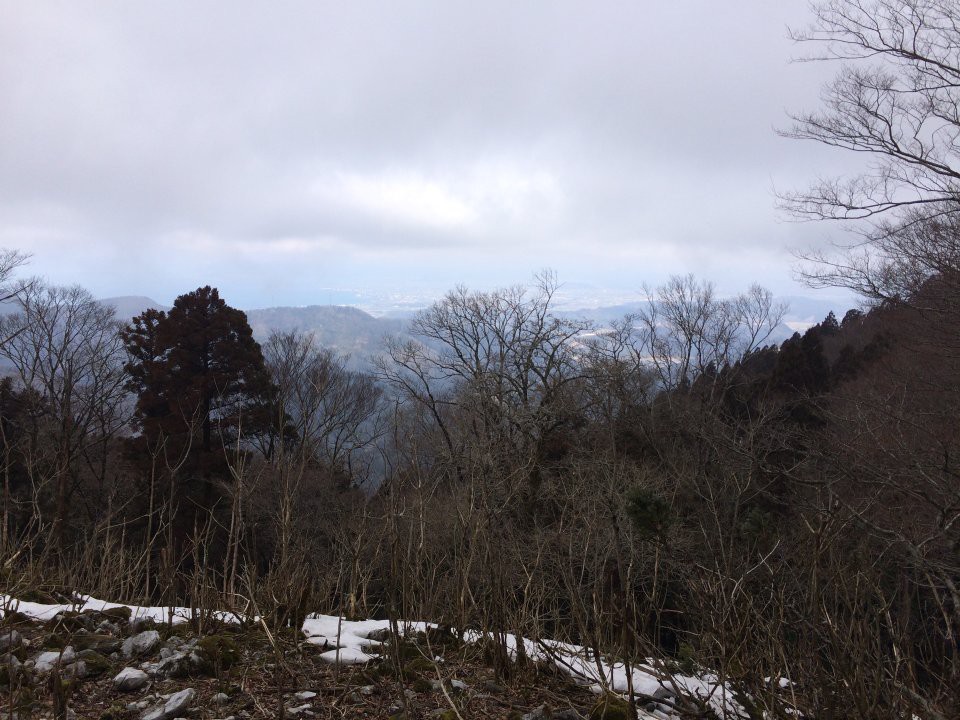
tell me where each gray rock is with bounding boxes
[522,706,578,720]
[114,666,150,692]
[130,617,159,633]
[1,653,22,682]
[96,619,121,635]
[449,678,468,691]
[123,630,161,659]
[33,646,77,673]
[0,629,22,653]
[653,685,675,700]
[75,631,122,653]
[480,680,506,695]
[64,659,87,679]
[212,692,230,704]
[522,704,548,720]
[142,648,203,679]
[365,628,392,642]
[141,687,195,720]
[294,690,317,701]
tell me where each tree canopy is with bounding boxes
[123,286,274,457]
[782,0,960,303]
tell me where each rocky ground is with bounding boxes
[0,606,645,720]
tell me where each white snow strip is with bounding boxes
[300,614,431,664]
[1,594,752,717]
[0,594,245,625]
[462,630,745,718]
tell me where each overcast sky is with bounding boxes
[0,1,854,309]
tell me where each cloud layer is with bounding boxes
[0,1,849,307]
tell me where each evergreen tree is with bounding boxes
[123,286,274,458]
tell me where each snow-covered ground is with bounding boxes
[301,614,432,665]
[2,593,757,718]
[0,593,245,626]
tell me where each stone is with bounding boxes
[130,617,158,633]
[0,653,23,684]
[101,606,133,622]
[114,666,150,692]
[74,631,121,653]
[366,628,392,642]
[141,687,195,720]
[64,659,87,680]
[212,692,230,704]
[588,695,633,720]
[141,648,204,679]
[96,619,122,635]
[197,633,241,672]
[48,610,93,633]
[652,685,675,700]
[449,678,468,691]
[32,646,76,673]
[480,680,506,695]
[123,630,161,659]
[294,690,317,700]
[0,629,22,653]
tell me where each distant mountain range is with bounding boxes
[245,305,404,363]
[97,293,858,369]
[100,297,405,367]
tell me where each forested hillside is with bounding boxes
[0,256,957,718]
[2,1,960,718]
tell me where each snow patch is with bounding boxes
[2,594,759,717]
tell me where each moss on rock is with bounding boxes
[77,650,112,676]
[589,695,633,720]
[197,633,241,673]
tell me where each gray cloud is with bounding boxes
[0,0,851,307]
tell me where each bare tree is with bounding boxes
[378,272,590,487]
[263,329,383,479]
[781,1,960,299]
[0,249,30,349]
[783,0,960,222]
[0,282,128,549]
[0,249,29,300]
[628,275,785,392]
